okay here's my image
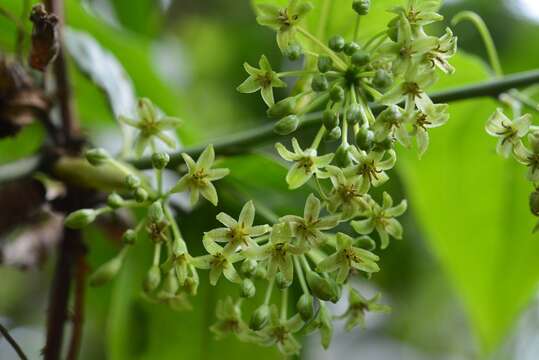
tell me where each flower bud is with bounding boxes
[162,270,179,295]
[240,259,257,277]
[274,115,300,135]
[107,192,124,209]
[65,209,97,229]
[184,276,199,296]
[373,69,392,90]
[355,128,374,151]
[351,50,370,67]
[297,294,314,321]
[334,145,352,168]
[89,253,125,286]
[330,85,345,103]
[323,109,339,130]
[240,278,256,298]
[148,201,164,222]
[284,44,302,61]
[125,174,141,190]
[85,148,110,166]
[254,264,267,279]
[328,35,345,52]
[352,0,370,15]
[143,265,161,293]
[250,304,270,330]
[344,41,360,56]
[134,188,148,203]
[530,191,539,216]
[347,104,363,125]
[267,97,297,118]
[326,126,342,142]
[122,229,137,244]
[151,152,170,170]
[275,272,292,289]
[306,271,340,303]
[311,74,329,92]
[317,56,333,73]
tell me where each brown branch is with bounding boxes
[66,250,87,360]
[0,322,28,360]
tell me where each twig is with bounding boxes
[66,251,87,360]
[0,322,28,360]
[130,69,539,169]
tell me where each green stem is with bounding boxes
[297,27,347,71]
[452,11,503,77]
[353,15,361,42]
[294,257,310,294]
[363,30,388,50]
[278,70,319,77]
[310,126,326,149]
[280,288,288,321]
[264,277,275,305]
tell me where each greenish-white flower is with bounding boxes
[170,145,229,206]
[280,194,339,248]
[276,138,333,189]
[316,233,380,283]
[422,28,457,74]
[244,222,303,282]
[351,192,407,249]
[303,302,333,349]
[486,109,531,158]
[210,297,250,340]
[410,95,449,157]
[119,98,182,157]
[390,0,444,28]
[204,201,271,254]
[513,133,539,183]
[324,166,370,219]
[192,238,242,286]
[373,105,411,146]
[255,0,313,52]
[339,289,391,331]
[252,305,304,355]
[348,147,397,191]
[380,64,437,108]
[237,55,286,106]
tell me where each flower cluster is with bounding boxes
[64,0,457,356]
[485,95,539,230]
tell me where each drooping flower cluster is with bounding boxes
[64,0,457,356]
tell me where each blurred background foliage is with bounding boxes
[1,0,539,359]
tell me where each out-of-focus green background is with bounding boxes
[1,0,539,359]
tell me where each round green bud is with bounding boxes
[134,188,148,203]
[311,74,329,92]
[333,145,352,168]
[254,264,267,279]
[107,192,124,209]
[240,278,256,298]
[373,69,393,90]
[65,209,97,229]
[162,270,179,295]
[323,109,339,130]
[373,137,394,151]
[297,294,314,321]
[351,50,370,67]
[347,104,363,125]
[151,152,170,170]
[377,105,402,125]
[328,35,345,52]
[148,201,164,222]
[250,304,270,330]
[530,191,539,216]
[284,44,302,61]
[89,254,124,286]
[276,272,292,290]
[143,265,161,293]
[326,126,342,142]
[355,128,374,151]
[267,97,297,119]
[85,148,110,166]
[274,115,300,135]
[240,259,257,277]
[352,0,370,15]
[330,85,345,103]
[344,41,360,56]
[122,229,137,244]
[306,271,340,303]
[317,55,333,73]
[184,276,199,296]
[125,174,141,190]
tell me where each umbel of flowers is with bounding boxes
[65,0,456,355]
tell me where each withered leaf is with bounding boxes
[29,4,59,72]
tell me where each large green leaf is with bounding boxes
[398,53,539,353]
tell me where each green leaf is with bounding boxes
[398,53,539,353]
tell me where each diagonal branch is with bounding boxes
[0,322,28,360]
[130,69,539,170]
